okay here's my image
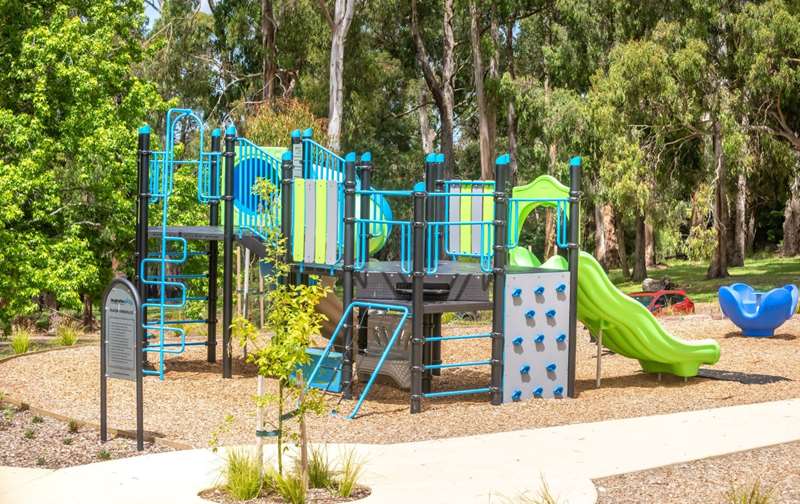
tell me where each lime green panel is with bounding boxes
[508,247,541,267]
[315,180,326,264]
[292,179,305,262]
[510,175,570,246]
[459,185,472,254]
[539,252,720,377]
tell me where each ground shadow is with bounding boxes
[723,331,797,341]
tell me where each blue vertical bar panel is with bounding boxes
[448,185,460,254]
[471,184,483,254]
[304,179,316,263]
[325,180,338,264]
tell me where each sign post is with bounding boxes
[100,277,144,451]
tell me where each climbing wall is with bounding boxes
[503,271,571,402]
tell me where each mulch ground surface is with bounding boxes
[199,486,370,503]
[594,441,800,503]
[0,403,172,469]
[1,305,798,448]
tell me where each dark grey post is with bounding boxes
[423,154,440,377]
[491,154,510,405]
[136,125,151,363]
[207,129,221,363]
[342,152,357,399]
[567,156,582,398]
[222,125,236,378]
[356,153,372,354]
[281,151,293,264]
[410,188,426,413]
[434,153,447,260]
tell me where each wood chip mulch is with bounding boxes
[199,485,370,503]
[0,306,798,449]
[594,441,800,503]
[0,403,172,469]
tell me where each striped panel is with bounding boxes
[325,180,338,264]
[482,185,494,255]
[304,180,316,263]
[471,185,483,254]
[292,179,305,262]
[315,180,326,264]
[459,185,472,254]
[448,186,460,254]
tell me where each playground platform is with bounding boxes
[4,399,800,504]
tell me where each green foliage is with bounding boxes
[97,449,111,461]
[10,326,32,355]
[306,445,334,489]
[31,415,43,424]
[23,428,35,439]
[335,448,365,498]
[725,480,774,504]
[242,99,328,148]
[0,1,166,326]
[62,437,73,445]
[273,470,306,504]
[67,419,79,434]
[54,321,80,347]
[221,448,263,501]
[35,457,46,466]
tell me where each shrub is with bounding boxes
[305,445,335,489]
[274,471,306,504]
[10,326,32,354]
[725,480,774,504]
[336,448,365,498]
[67,419,79,433]
[23,428,35,439]
[222,448,262,501]
[62,437,73,445]
[54,321,80,346]
[97,449,111,461]
[35,457,45,466]
[31,415,43,424]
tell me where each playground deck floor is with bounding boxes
[1,306,799,448]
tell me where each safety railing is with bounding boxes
[303,138,345,180]
[304,301,410,420]
[236,137,283,240]
[354,189,413,273]
[506,197,570,250]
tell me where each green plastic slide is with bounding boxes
[539,252,720,377]
[507,174,720,377]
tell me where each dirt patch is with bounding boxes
[0,308,798,447]
[199,485,370,503]
[0,403,172,469]
[594,441,800,503]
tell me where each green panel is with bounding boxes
[510,175,570,246]
[292,179,305,262]
[538,252,720,377]
[315,179,326,264]
[459,184,472,254]
[482,185,494,255]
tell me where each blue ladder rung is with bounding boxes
[422,387,491,399]
[144,274,208,280]
[144,342,207,349]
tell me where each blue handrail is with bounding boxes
[303,138,345,180]
[235,137,283,240]
[303,301,410,420]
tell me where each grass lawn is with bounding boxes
[607,255,800,303]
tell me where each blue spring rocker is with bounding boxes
[718,283,799,337]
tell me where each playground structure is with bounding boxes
[719,283,799,337]
[133,108,721,417]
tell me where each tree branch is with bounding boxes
[316,0,335,30]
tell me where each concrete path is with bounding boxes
[3,399,800,504]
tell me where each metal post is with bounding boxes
[567,156,582,398]
[342,152,357,399]
[434,153,447,260]
[422,314,434,392]
[207,129,221,363]
[281,152,293,279]
[356,153,372,354]
[136,125,151,363]
[222,125,236,378]
[291,129,303,180]
[491,154,510,405]
[425,153,445,373]
[595,327,603,388]
[411,188,426,413]
[301,128,313,178]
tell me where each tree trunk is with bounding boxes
[746,206,756,254]
[616,211,630,279]
[595,204,619,270]
[417,81,435,154]
[82,293,93,328]
[504,16,518,184]
[543,76,558,259]
[782,161,800,256]
[325,0,356,152]
[261,0,277,101]
[594,203,607,270]
[707,115,729,278]
[633,213,647,282]
[729,170,746,266]
[469,1,497,180]
[644,219,655,267]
